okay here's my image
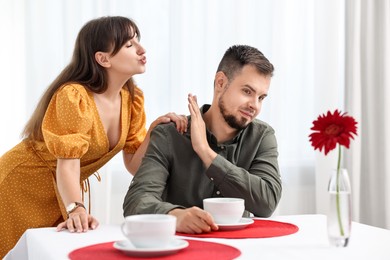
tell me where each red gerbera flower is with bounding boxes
[309,110,358,155]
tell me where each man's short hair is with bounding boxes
[217,45,274,82]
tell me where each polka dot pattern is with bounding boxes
[0,84,147,258]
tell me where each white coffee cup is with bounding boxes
[203,197,245,224]
[121,214,176,248]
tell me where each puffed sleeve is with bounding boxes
[123,87,147,154]
[42,84,93,159]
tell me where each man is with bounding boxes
[123,45,281,234]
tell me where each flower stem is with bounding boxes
[336,144,345,236]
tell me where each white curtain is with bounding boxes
[345,0,390,229]
[0,0,27,153]
[1,0,352,225]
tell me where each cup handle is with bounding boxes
[121,222,128,236]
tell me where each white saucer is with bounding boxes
[113,239,189,257]
[216,218,255,231]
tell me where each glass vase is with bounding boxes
[327,168,352,247]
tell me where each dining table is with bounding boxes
[4,214,390,260]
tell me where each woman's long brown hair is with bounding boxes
[22,16,140,141]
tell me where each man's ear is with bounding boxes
[214,71,228,93]
[95,52,111,68]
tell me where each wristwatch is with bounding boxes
[66,202,85,215]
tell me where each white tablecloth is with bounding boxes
[5,214,390,260]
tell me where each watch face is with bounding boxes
[66,203,76,212]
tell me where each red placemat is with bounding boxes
[68,239,240,260]
[176,219,299,238]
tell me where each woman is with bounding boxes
[0,16,186,257]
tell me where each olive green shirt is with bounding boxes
[123,105,282,217]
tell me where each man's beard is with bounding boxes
[218,98,248,131]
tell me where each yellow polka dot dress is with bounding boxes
[0,84,147,257]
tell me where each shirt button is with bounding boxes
[220,146,225,150]
[210,178,214,181]
[216,191,221,195]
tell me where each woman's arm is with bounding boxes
[123,113,187,175]
[55,158,99,232]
